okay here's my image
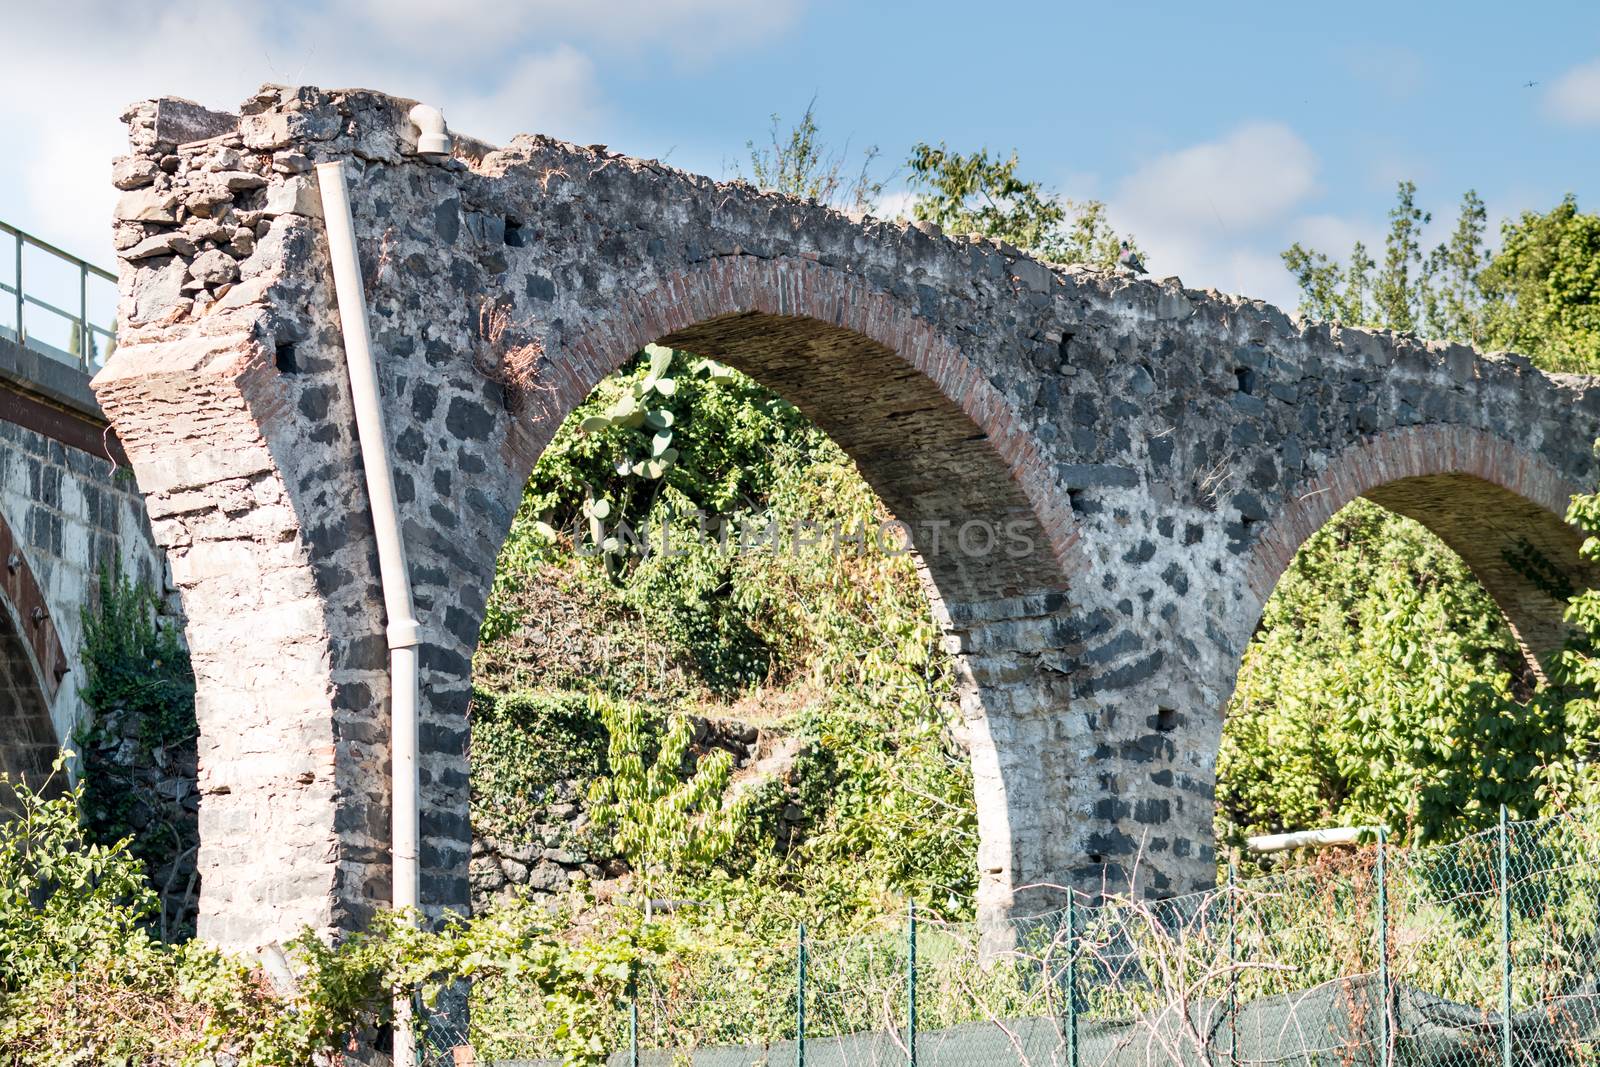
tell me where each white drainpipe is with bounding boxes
[315,160,422,1061]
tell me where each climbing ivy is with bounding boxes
[73,565,199,938]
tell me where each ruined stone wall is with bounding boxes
[94,85,1600,951]
[470,716,763,913]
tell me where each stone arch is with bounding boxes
[1242,424,1594,679]
[472,256,1085,923]
[0,509,67,790]
[519,256,1083,595]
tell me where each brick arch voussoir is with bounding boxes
[1243,424,1585,622]
[518,255,1086,584]
[0,505,67,708]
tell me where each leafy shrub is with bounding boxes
[78,565,193,745]
[587,696,751,907]
[72,565,199,938]
[0,762,658,1065]
[0,765,292,1063]
[477,348,977,927]
[1218,500,1547,853]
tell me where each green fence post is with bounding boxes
[1377,827,1391,1067]
[629,972,640,1067]
[797,922,807,1067]
[1499,805,1513,1067]
[907,900,918,1067]
[1066,894,1078,1067]
[1227,858,1238,1067]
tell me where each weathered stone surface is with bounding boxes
[187,249,239,288]
[111,155,160,191]
[125,233,196,261]
[115,188,179,224]
[261,176,323,219]
[94,85,1600,952]
[215,170,268,192]
[146,97,237,147]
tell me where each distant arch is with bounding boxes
[1243,425,1594,673]
[0,509,65,788]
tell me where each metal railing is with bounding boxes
[0,220,117,374]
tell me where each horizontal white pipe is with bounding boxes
[1246,826,1377,854]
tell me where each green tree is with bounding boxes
[1422,189,1490,346]
[1283,184,1600,371]
[586,696,751,911]
[1218,501,1542,852]
[1481,196,1600,372]
[1240,186,1600,854]
[1373,180,1430,332]
[1526,491,1600,813]
[904,142,1132,266]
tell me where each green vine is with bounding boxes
[72,565,199,939]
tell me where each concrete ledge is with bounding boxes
[0,334,104,420]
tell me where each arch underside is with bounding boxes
[0,600,57,794]
[1363,473,1595,669]
[548,309,1084,919]
[660,311,1066,606]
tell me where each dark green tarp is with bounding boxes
[491,976,1600,1066]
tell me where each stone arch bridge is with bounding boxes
[0,316,166,790]
[94,87,1600,950]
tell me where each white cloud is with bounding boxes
[1545,58,1600,126]
[0,0,806,269]
[1108,123,1319,306]
[337,0,803,61]
[409,47,605,146]
[1288,213,1381,255]
[0,4,275,262]
[1115,122,1318,236]
[873,190,917,221]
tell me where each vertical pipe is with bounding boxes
[1065,894,1078,1067]
[797,923,807,1067]
[1227,859,1238,1067]
[1377,827,1390,1067]
[907,900,918,1067]
[1499,805,1512,1067]
[316,160,423,1066]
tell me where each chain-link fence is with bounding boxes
[420,808,1600,1066]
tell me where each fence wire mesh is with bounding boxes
[418,809,1600,1066]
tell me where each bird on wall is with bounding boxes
[1118,241,1147,275]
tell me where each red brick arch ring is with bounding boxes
[504,254,1088,605]
[1242,424,1593,672]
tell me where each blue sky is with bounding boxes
[4,0,1599,312]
